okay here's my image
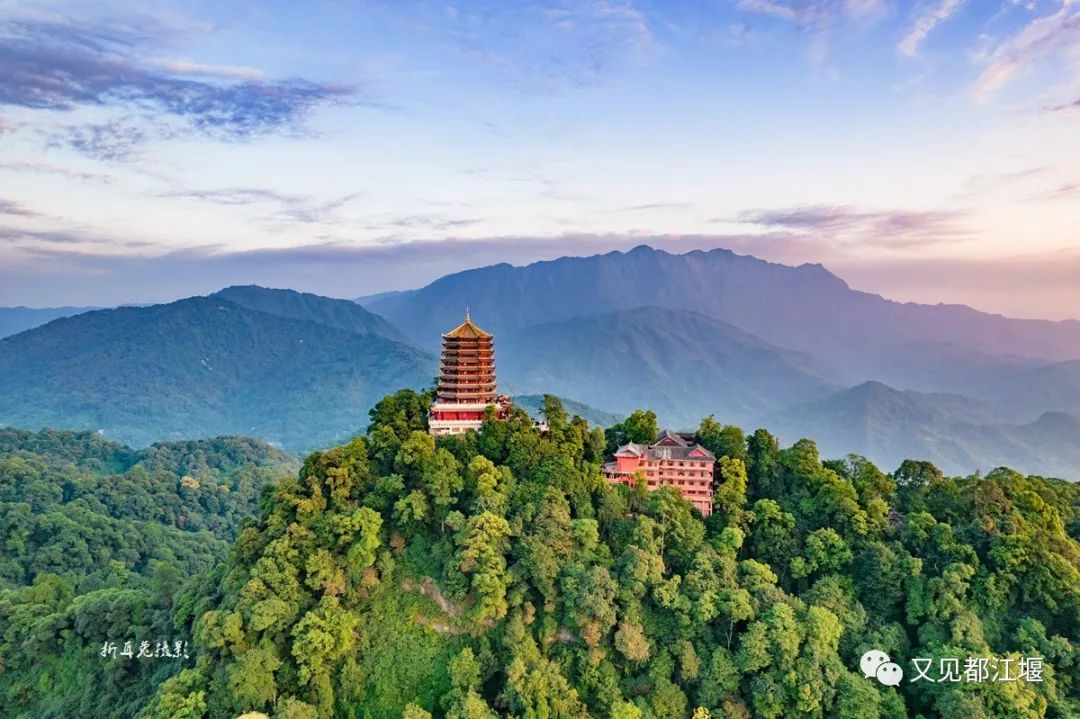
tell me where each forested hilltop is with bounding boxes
[2,397,1079,718]
[133,391,1079,719]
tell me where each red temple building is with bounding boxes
[602,430,715,515]
[428,310,510,435]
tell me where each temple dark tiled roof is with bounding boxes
[613,431,716,462]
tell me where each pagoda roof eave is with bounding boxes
[442,314,493,339]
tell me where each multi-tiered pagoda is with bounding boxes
[428,310,510,435]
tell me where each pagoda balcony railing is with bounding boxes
[428,419,487,429]
[430,400,495,411]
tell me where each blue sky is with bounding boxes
[1,0,1078,318]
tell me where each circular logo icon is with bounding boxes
[860,650,891,679]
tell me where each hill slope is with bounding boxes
[511,394,623,427]
[0,429,300,717]
[0,297,435,449]
[767,380,1080,478]
[135,392,1080,719]
[932,358,1080,423]
[214,285,410,343]
[498,307,835,428]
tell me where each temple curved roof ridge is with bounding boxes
[442,308,493,339]
[613,433,716,462]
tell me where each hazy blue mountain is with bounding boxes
[0,305,96,339]
[214,285,409,344]
[512,394,624,427]
[5,250,1079,478]
[0,297,435,450]
[497,307,836,429]
[367,246,1080,386]
[766,380,1080,478]
[354,289,406,307]
[929,359,1080,423]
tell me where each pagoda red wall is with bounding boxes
[430,410,486,421]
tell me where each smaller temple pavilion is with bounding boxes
[429,310,511,435]
[602,430,715,515]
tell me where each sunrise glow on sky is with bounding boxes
[1,0,1078,318]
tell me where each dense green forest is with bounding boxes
[0,294,435,449]
[0,430,299,717]
[3,396,1080,718]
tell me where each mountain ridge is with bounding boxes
[2,250,1078,478]
[766,380,1080,478]
[0,294,436,450]
[498,306,836,429]
[214,285,410,344]
[368,246,1080,376]
[0,305,97,339]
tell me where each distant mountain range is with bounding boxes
[366,246,1080,476]
[367,245,1080,387]
[0,305,96,339]
[499,307,834,428]
[766,381,1080,478]
[214,285,410,344]
[0,289,434,450]
[3,247,1080,478]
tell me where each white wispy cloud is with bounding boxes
[973,1,1080,100]
[0,160,113,183]
[149,58,267,81]
[466,0,660,91]
[736,0,886,65]
[0,199,41,217]
[0,16,358,160]
[898,0,966,57]
[738,0,800,22]
[732,204,972,248]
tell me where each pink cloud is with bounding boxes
[973,2,1080,101]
